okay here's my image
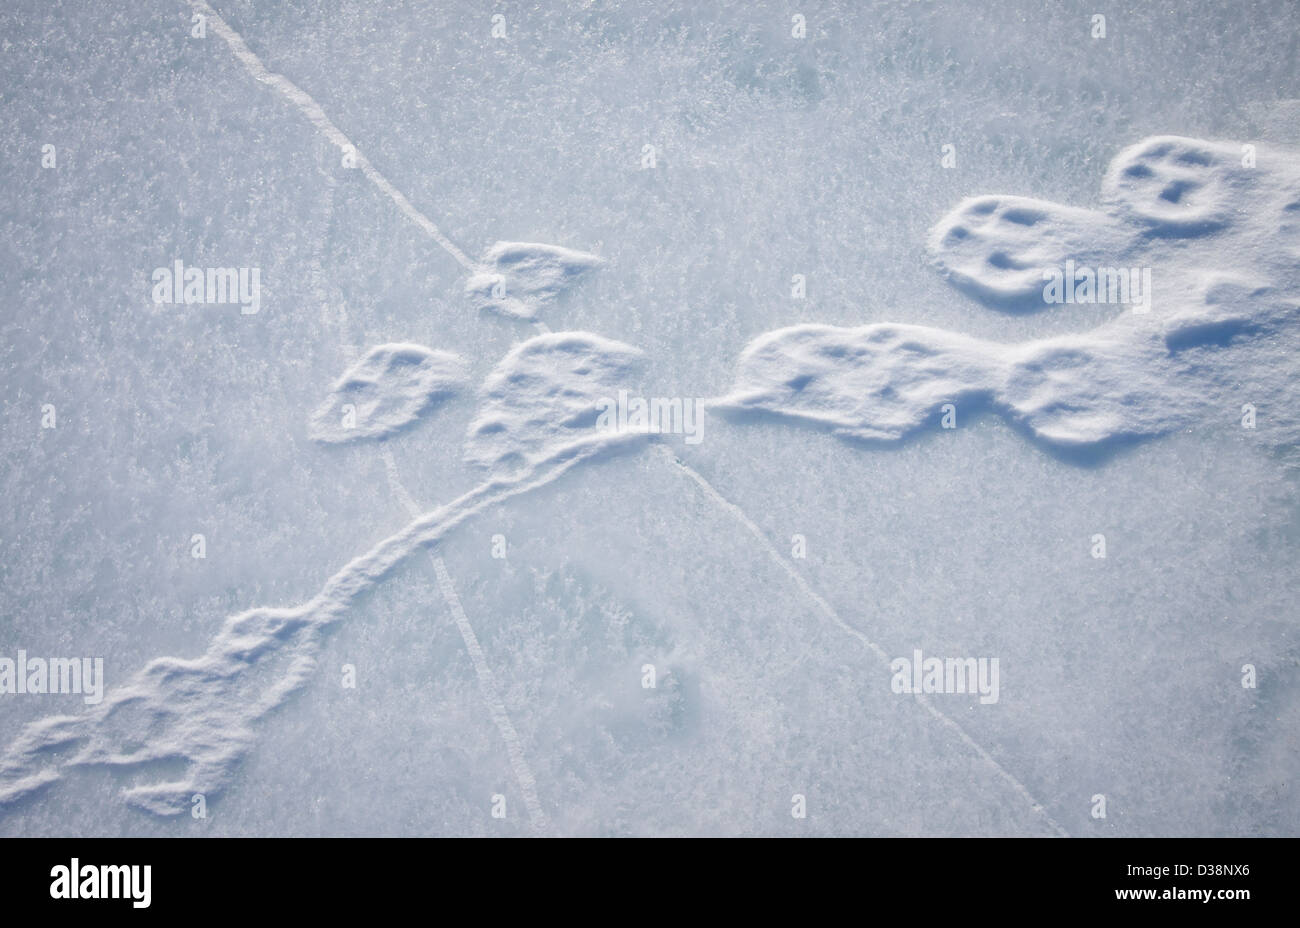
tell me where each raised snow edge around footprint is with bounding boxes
[926,136,1299,310]
[2,135,1297,819]
[465,241,606,320]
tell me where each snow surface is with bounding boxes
[465,331,647,471]
[309,343,468,443]
[1,0,1298,836]
[719,137,1300,448]
[465,242,606,320]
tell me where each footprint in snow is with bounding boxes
[724,135,1300,455]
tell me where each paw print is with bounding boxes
[1101,136,1249,234]
[928,136,1275,310]
[928,194,1126,307]
[721,136,1299,451]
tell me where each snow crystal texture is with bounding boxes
[2,0,1298,838]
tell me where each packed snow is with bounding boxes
[309,343,469,443]
[465,242,607,321]
[1,0,1297,837]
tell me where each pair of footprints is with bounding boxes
[4,136,1285,819]
[313,136,1297,463]
[931,134,1273,304]
[721,135,1297,450]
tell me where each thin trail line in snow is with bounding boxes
[187,0,1050,836]
[189,0,477,271]
[219,0,552,821]
[381,448,547,832]
[661,446,1070,838]
[0,438,617,814]
[308,167,348,333]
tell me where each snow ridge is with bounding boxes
[309,343,468,443]
[465,242,607,320]
[465,331,648,471]
[0,333,644,815]
[724,137,1300,452]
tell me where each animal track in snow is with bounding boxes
[5,136,1294,821]
[465,331,648,472]
[928,136,1289,310]
[308,343,468,443]
[0,332,647,814]
[1101,136,1249,235]
[928,195,1131,307]
[465,242,606,320]
[716,320,1157,447]
[192,5,604,325]
[729,136,1300,451]
[716,273,1289,448]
